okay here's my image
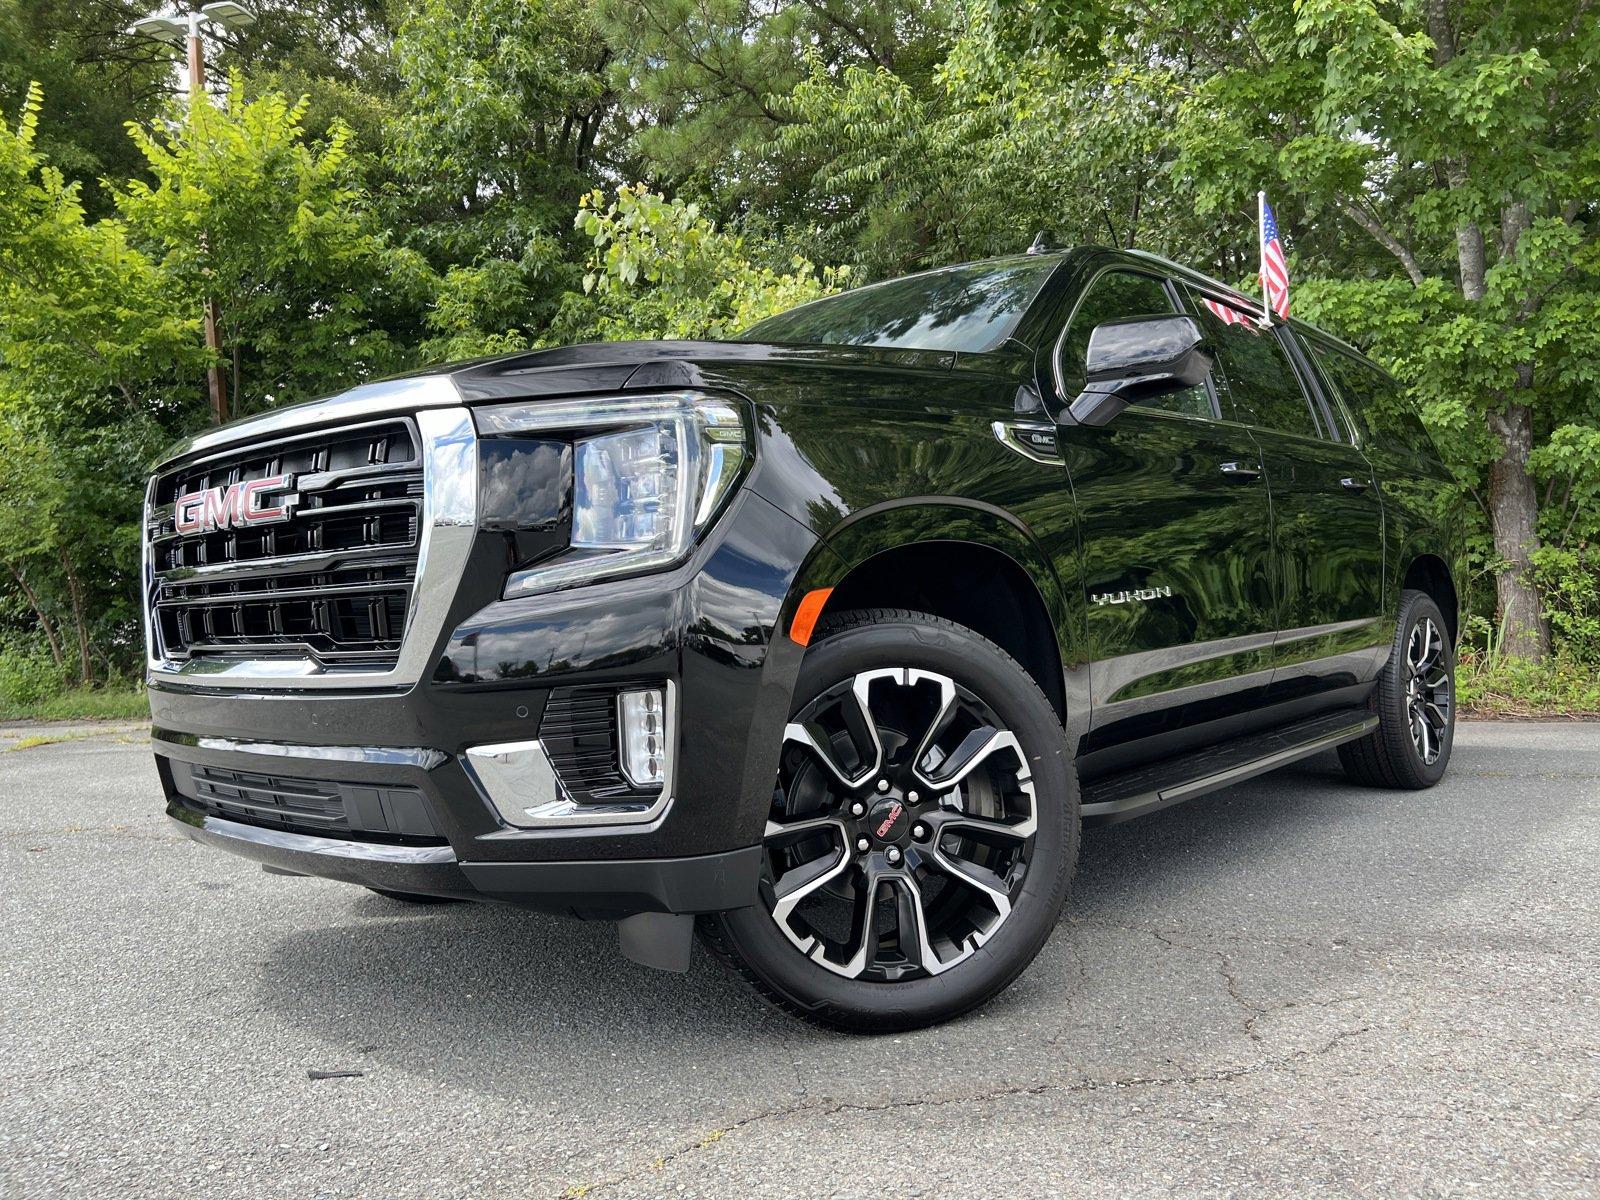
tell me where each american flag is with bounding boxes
[1259,194,1290,320]
[1203,296,1256,327]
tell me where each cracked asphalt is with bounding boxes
[2,719,1596,1199]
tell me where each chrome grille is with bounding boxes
[147,419,423,669]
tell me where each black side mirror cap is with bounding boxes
[1068,314,1213,427]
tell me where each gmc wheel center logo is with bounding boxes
[173,474,298,535]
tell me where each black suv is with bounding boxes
[145,247,1460,1031]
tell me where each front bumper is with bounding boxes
[168,807,762,917]
[148,482,829,917]
[153,712,765,917]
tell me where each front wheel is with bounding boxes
[1338,589,1456,789]
[703,609,1077,1032]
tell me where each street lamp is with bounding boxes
[127,3,256,425]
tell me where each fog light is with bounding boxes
[618,687,669,788]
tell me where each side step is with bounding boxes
[1080,707,1378,826]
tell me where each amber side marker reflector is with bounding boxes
[789,587,834,647]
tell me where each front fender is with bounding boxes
[765,498,1090,754]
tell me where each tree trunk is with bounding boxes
[4,563,65,669]
[1486,400,1549,660]
[58,549,93,685]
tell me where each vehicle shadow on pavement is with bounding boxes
[248,740,1546,1104]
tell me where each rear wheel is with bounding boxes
[703,609,1076,1032]
[1339,589,1456,789]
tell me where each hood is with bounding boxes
[153,338,968,467]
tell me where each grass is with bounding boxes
[0,683,150,723]
[7,727,146,751]
[1456,653,1600,719]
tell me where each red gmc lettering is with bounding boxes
[172,474,295,535]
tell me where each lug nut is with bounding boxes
[876,778,890,792]
[907,790,919,803]
[886,846,903,865]
[856,836,870,853]
[911,823,929,841]
[849,801,866,817]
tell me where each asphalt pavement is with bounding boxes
[2,719,1595,1199]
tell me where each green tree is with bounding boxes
[0,0,173,212]
[594,0,957,232]
[0,85,199,680]
[117,80,436,415]
[1000,0,1600,661]
[549,183,845,342]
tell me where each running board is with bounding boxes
[1080,708,1378,826]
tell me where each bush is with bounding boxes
[0,642,68,708]
[1532,545,1600,664]
[1457,653,1600,718]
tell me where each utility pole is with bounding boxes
[129,3,256,425]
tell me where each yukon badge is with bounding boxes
[173,474,298,535]
[1092,585,1174,606]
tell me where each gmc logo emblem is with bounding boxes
[173,474,298,535]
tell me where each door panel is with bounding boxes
[1180,286,1388,698]
[1053,269,1279,756]
[1250,427,1389,690]
[1060,409,1277,752]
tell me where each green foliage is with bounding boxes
[1531,547,1600,665]
[1,1,1597,708]
[551,184,845,342]
[0,639,67,707]
[593,0,956,230]
[0,84,202,420]
[118,79,434,413]
[1456,652,1600,718]
[0,0,172,211]
[0,680,148,722]
[1529,424,1600,547]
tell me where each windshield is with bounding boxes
[737,257,1057,353]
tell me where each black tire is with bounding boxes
[702,608,1077,1033]
[1338,589,1456,789]
[365,888,465,905]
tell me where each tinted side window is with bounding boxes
[1307,340,1429,452]
[1062,271,1213,419]
[1183,285,1320,438]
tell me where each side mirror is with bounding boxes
[1068,314,1212,426]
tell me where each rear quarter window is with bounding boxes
[1306,340,1431,455]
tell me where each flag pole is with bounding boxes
[1258,189,1270,328]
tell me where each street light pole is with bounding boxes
[186,12,229,425]
[128,3,256,426]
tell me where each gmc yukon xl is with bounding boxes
[145,247,1460,1030]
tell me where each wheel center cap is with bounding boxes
[868,797,909,843]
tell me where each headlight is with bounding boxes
[475,392,748,596]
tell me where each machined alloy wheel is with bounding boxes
[703,609,1076,1032]
[1405,616,1452,766]
[1338,589,1456,789]
[765,667,1038,981]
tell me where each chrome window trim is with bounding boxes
[144,403,478,690]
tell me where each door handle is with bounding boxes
[1340,476,1371,493]
[1219,461,1262,482]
